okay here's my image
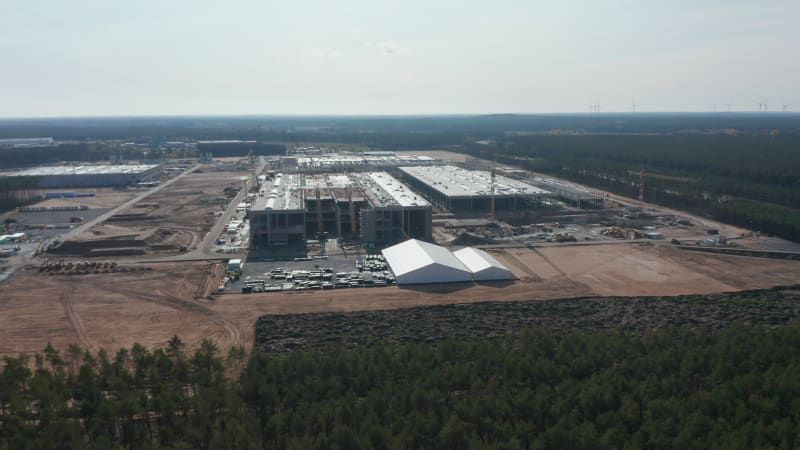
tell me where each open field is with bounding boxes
[0,262,237,356]
[254,286,800,353]
[1,243,798,358]
[52,170,248,257]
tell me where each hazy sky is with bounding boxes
[1,0,798,117]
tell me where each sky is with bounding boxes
[1,0,798,117]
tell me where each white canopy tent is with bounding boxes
[382,239,473,285]
[453,247,514,281]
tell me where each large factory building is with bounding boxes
[249,171,431,251]
[0,164,162,188]
[398,165,550,212]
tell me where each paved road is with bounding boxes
[58,165,200,243]
[152,158,267,262]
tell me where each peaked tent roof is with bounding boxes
[382,239,472,284]
[453,247,514,281]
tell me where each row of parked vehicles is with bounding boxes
[240,265,396,294]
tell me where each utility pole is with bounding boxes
[315,186,325,254]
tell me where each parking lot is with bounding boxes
[224,251,395,294]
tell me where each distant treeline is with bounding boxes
[2,113,800,140]
[196,142,285,157]
[0,141,286,169]
[3,323,800,449]
[0,176,43,212]
[463,134,800,242]
[0,143,111,169]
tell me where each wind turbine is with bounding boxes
[632,101,638,113]
[725,103,731,113]
[783,104,789,112]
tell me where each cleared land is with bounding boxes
[51,170,247,257]
[1,243,798,358]
[0,262,236,356]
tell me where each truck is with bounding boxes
[226,259,243,279]
[0,246,20,258]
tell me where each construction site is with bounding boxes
[1,149,800,359]
[248,170,431,253]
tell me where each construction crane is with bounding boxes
[315,187,324,236]
[244,149,255,168]
[638,165,645,202]
[489,157,497,224]
[315,186,326,255]
[347,185,358,240]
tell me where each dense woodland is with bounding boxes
[2,323,800,449]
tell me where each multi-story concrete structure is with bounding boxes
[398,165,550,212]
[249,171,431,251]
[351,172,431,245]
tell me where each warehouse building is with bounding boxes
[453,247,513,281]
[526,176,605,209]
[381,239,514,284]
[0,164,162,188]
[398,165,551,212]
[382,239,473,284]
[292,153,440,172]
[249,172,432,251]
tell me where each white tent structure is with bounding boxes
[453,247,514,281]
[382,239,473,285]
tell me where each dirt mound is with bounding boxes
[452,231,496,246]
[106,213,163,222]
[145,228,176,245]
[87,248,147,257]
[52,238,146,255]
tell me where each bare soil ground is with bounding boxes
[0,262,236,357]
[56,171,247,257]
[2,243,797,359]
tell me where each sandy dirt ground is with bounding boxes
[57,170,249,257]
[1,243,798,358]
[0,262,238,357]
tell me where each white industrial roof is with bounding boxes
[382,239,472,285]
[4,164,159,177]
[363,172,430,207]
[453,247,514,281]
[400,165,550,198]
[295,154,437,169]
